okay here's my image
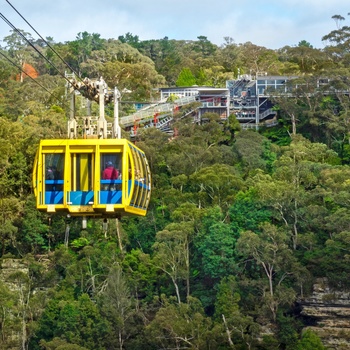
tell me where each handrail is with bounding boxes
[120,95,198,127]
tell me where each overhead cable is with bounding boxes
[0,12,75,85]
[5,0,83,82]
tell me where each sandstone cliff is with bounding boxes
[300,278,350,349]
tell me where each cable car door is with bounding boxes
[67,153,94,206]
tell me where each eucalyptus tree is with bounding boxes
[99,265,138,350]
[0,281,17,348]
[214,276,261,349]
[3,29,35,82]
[152,211,197,304]
[146,296,215,350]
[79,39,165,100]
[278,45,332,75]
[237,42,283,76]
[66,31,105,75]
[217,36,241,74]
[189,164,244,212]
[269,75,327,136]
[232,129,276,174]
[313,71,350,159]
[236,223,304,322]
[322,13,350,63]
[253,136,339,250]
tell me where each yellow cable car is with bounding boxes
[33,77,151,218]
[33,138,151,217]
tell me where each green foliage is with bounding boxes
[32,292,108,349]
[305,231,350,287]
[70,237,89,249]
[122,214,161,253]
[2,26,350,349]
[176,67,196,86]
[296,329,326,350]
[236,223,301,321]
[195,207,237,279]
[20,195,48,253]
[229,190,271,234]
[214,276,260,348]
[146,296,217,349]
[121,249,158,301]
[233,129,277,174]
[276,312,302,349]
[190,163,244,211]
[118,32,140,48]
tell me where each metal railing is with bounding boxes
[120,95,198,127]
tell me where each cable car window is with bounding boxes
[129,145,150,209]
[129,148,140,208]
[44,153,64,204]
[99,153,122,204]
[101,154,121,189]
[139,152,151,208]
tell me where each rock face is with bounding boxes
[300,278,350,349]
[0,258,30,350]
[0,258,29,288]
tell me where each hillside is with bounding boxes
[1,28,350,349]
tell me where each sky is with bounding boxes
[0,0,349,50]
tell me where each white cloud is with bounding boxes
[1,0,349,48]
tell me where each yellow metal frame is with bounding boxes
[33,139,151,217]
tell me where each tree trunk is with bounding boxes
[172,277,181,304]
[291,112,297,135]
[222,314,234,347]
[116,218,123,252]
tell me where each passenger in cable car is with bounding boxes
[102,161,119,190]
[46,166,55,191]
[52,166,63,190]
[103,161,118,180]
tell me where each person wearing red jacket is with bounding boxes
[102,161,119,190]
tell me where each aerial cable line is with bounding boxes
[5,0,84,83]
[1,5,117,106]
[0,49,54,96]
[0,11,114,115]
[0,11,107,108]
[0,49,76,114]
[2,4,126,106]
[0,8,111,117]
[0,12,74,86]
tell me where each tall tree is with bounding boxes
[236,223,303,321]
[152,219,195,304]
[146,296,215,349]
[3,29,34,82]
[99,265,136,350]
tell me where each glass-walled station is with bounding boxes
[225,75,298,128]
[33,139,151,217]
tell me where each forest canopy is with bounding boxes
[0,15,350,349]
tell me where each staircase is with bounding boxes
[120,95,198,128]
